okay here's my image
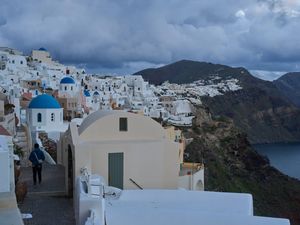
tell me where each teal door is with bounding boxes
[108,152,124,189]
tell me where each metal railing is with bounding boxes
[129,178,143,190]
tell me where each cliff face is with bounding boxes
[184,108,300,225]
[201,88,300,143]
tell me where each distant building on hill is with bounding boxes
[57,76,82,120]
[31,48,54,65]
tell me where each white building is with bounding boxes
[0,49,27,72]
[59,76,78,98]
[0,134,14,192]
[26,94,63,132]
[59,110,181,196]
[83,89,92,109]
[75,171,290,225]
[0,134,24,225]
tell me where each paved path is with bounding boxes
[18,164,75,225]
[19,164,65,194]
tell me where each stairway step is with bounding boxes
[16,137,27,142]
[17,142,28,148]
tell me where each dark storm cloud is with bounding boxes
[0,0,300,74]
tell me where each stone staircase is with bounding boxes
[15,125,31,167]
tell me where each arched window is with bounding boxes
[51,113,55,122]
[37,113,42,122]
[71,86,73,91]
[64,86,67,91]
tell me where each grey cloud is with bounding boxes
[0,0,299,75]
[0,17,6,27]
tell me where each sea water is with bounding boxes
[254,142,300,180]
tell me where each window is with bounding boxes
[65,86,67,91]
[51,113,55,122]
[37,113,42,122]
[71,86,73,91]
[20,60,23,64]
[12,60,15,64]
[119,117,128,131]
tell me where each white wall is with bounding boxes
[27,108,63,132]
[0,150,9,192]
[59,83,77,97]
[178,168,204,191]
[0,135,13,193]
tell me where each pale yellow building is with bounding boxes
[164,125,185,163]
[31,48,54,65]
[59,110,180,196]
[57,97,82,121]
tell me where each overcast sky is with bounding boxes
[0,0,300,78]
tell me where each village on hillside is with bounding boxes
[0,47,290,225]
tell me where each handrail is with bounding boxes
[129,178,143,190]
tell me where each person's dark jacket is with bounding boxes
[29,147,45,166]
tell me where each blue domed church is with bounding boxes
[59,76,77,98]
[26,94,63,132]
[57,76,82,121]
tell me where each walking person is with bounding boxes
[29,143,45,185]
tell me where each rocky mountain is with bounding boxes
[274,72,300,107]
[135,60,300,143]
[184,107,300,225]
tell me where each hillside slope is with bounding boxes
[135,60,300,143]
[274,72,300,107]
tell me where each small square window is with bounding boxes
[119,117,127,131]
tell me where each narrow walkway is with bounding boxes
[18,164,75,225]
[19,164,65,194]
